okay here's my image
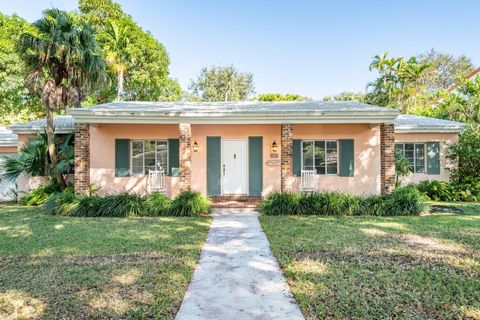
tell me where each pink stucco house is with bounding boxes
[6,101,464,199]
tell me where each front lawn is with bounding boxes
[0,205,211,319]
[260,202,480,319]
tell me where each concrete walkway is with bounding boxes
[176,209,304,320]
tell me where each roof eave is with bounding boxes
[395,126,464,133]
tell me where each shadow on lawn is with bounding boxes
[0,205,211,319]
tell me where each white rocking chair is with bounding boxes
[299,170,318,193]
[147,167,167,195]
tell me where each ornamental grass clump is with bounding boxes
[97,193,146,217]
[168,191,212,217]
[257,192,300,215]
[144,192,172,216]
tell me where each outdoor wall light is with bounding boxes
[193,140,199,152]
[271,140,278,153]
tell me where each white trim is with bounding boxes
[395,142,427,174]
[221,139,248,195]
[395,126,463,133]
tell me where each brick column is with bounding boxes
[380,123,395,194]
[281,123,293,192]
[179,123,192,192]
[74,123,90,195]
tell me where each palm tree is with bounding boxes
[17,9,106,189]
[102,20,130,101]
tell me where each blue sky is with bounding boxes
[1,0,479,99]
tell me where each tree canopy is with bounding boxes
[0,13,42,125]
[189,65,254,102]
[79,0,182,102]
[257,93,310,101]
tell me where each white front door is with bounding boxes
[222,140,247,195]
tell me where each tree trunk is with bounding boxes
[116,69,124,101]
[46,105,65,190]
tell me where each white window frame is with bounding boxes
[130,140,169,176]
[395,142,426,174]
[301,140,338,176]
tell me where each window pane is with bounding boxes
[156,141,168,173]
[132,141,144,175]
[314,141,325,174]
[415,144,425,173]
[302,141,314,170]
[404,143,414,172]
[144,141,156,173]
[326,141,338,174]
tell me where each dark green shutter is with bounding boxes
[115,139,130,177]
[207,137,221,196]
[248,137,263,196]
[427,142,440,174]
[292,139,302,176]
[339,139,354,177]
[168,139,180,176]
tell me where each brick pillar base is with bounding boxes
[281,123,293,192]
[380,123,395,194]
[179,123,192,192]
[74,123,90,195]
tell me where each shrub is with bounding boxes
[416,178,480,202]
[258,192,300,215]
[169,191,212,217]
[381,185,428,216]
[74,195,103,217]
[259,186,427,216]
[144,192,172,216]
[97,193,146,217]
[43,189,79,216]
[21,181,61,206]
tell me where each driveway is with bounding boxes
[176,208,304,320]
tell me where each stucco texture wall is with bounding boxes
[291,124,382,195]
[90,124,180,196]
[394,132,458,185]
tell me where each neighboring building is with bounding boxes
[0,127,19,201]
[8,101,465,198]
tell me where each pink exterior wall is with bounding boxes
[394,132,458,185]
[291,124,381,195]
[90,124,180,196]
[88,123,382,196]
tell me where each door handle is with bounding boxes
[223,164,225,176]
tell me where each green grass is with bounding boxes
[0,205,212,319]
[260,202,480,319]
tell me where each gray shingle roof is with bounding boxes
[8,116,74,134]
[394,115,465,132]
[0,127,18,147]
[6,105,466,134]
[70,100,398,114]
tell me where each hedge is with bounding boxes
[258,186,428,216]
[43,190,212,217]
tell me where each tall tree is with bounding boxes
[189,66,254,102]
[323,92,365,102]
[17,9,107,188]
[101,20,130,101]
[418,49,475,93]
[79,0,182,102]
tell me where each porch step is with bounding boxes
[212,196,261,208]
